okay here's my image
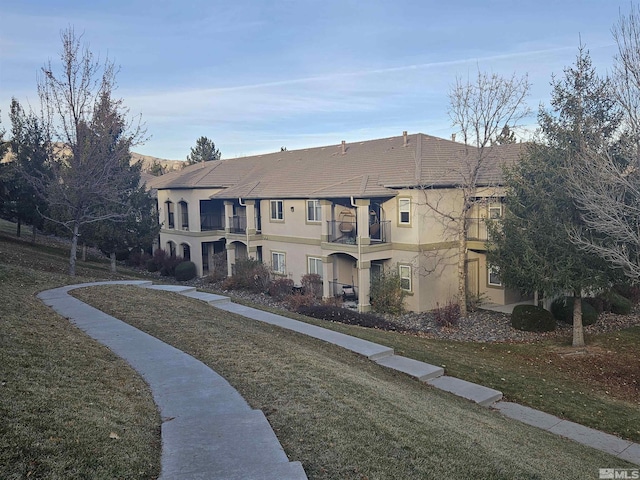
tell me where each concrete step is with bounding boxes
[375,355,444,381]
[427,376,502,406]
[180,290,231,305]
[143,284,197,293]
[494,402,639,465]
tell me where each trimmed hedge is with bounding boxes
[551,297,598,326]
[297,305,406,332]
[604,291,633,315]
[510,305,556,332]
[175,261,197,281]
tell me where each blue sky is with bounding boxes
[0,0,629,160]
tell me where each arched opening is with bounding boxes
[179,200,189,230]
[181,243,191,261]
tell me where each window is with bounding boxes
[308,257,323,279]
[167,241,176,257]
[270,200,284,220]
[179,201,189,230]
[398,198,411,225]
[272,252,286,275]
[307,200,321,222]
[182,243,191,261]
[399,264,412,291]
[489,202,502,219]
[166,201,175,229]
[488,265,502,286]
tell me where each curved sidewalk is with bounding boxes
[37,281,307,480]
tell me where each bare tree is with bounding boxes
[34,28,145,275]
[422,70,530,316]
[566,7,640,283]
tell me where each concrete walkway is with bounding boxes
[37,281,307,480]
[142,284,639,467]
[37,281,640,471]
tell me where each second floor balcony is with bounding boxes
[229,215,247,234]
[327,220,390,244]
[201,213,224,231]
[467,217,491,241]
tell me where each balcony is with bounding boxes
[201,213,224,231]
[467,217,489,241]
[327,220,391,244]
[229,215,247,234]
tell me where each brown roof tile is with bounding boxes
[150,133,525,198]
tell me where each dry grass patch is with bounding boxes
[0,233,160,479]
[74,285,633,479]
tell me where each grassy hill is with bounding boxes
[1,218,637,478]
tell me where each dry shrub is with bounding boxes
[432,300,460,327]
[269,277,294,300]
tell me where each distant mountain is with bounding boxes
[1,145,184,175]
[130,152,183,174]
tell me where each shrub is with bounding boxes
[284,292,318,311]
[300,273,323,299]
[206,252,228,282]
[604,291,633,315]
[269,277,295,300]
[147,249,167,272]
[584,296,605,314]
[175,261,197,281]
[432,300,460,328]
[297,305,403,331]
[234,258,271,293]
[613,283,640,304]
[160,254,184,277]
[126,250,151,268]
[510,305,556,332]
[370,272,406,315]
[221,276,241,290]
[550,296,598,326]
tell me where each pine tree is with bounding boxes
[185,136,221,165]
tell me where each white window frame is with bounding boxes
[179,200,189,230]
[308,257,323,279]
[399,264,412,291]
[307,199,321,223]
[488,265,502,287]
[398,197,411,225]
[488,202,502,219]
[272,251,286,275]
[166,201,175,229]
[270,200,284,221]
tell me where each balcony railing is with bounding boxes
[328,220,357,244]
[327,220,391,244]
[229,215,247,234]
[369,220,391,243]
[467,217,490,241]
[200,213,224,231]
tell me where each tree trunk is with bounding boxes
[110,252,117,273]
[16,217,21,237]
[31,224,37,244]
[82,244,87,262]
[457,216,468,317]
[69,223,78,276]
[572,292,585,347]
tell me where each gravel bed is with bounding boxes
[193,279,640,344]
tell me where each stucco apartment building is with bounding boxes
[147,132,524,313]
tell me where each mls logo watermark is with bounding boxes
[600,468,640,479]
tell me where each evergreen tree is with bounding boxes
[488,46,619,347]
[185,136,221,165]
[4,99,51,240]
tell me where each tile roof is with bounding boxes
[147,133,525,199]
